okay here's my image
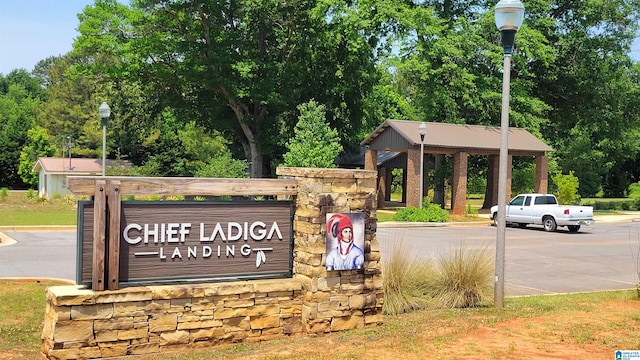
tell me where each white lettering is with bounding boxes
[250,222,266,240]
[226,245,235,257]
[123,223,142,244]
[241,244,251,256]
[267,221,283,240]
[180,223,190,242]
[209,223,226,241]
[228,223,242,241]
[166,223,179,243]
[187,246,197,259]
[145,223,159,244]
[200,223,209,242]
[202,246,212,258]
[171,247,182,259]
[159,247,166,259]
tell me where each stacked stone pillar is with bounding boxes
[275,167,383,334]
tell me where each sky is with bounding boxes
[0,0,95,75]
[0,0,639,75]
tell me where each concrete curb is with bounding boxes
[0,277,76,285]
[0,225,76,232]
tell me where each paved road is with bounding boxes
[2,219,640,297]
[378,220,640,296]
[0,231,76,282]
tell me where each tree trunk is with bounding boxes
[221,87,266,178]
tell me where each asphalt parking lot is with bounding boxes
[2,213,640,296]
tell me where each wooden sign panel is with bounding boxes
[77,201,293,286]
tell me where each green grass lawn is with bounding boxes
[3,278,638,360]
[0,191,78,226]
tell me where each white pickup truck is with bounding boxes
[490,194,594,232]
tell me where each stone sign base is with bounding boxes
[41,168,383,359]
[42,277,381,359]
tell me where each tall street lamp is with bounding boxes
[98,102,111,177]
[494,0,524,308]
[418,122,427,209]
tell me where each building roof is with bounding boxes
[33,157,103,174]
[360,120,553,156]
[335,150,401,168]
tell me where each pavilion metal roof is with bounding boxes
[360,120,553,156]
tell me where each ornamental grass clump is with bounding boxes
[382,240,435,315]
[430,245,494,309]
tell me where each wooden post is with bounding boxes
[107,180,121,290]
[92,180,107,291]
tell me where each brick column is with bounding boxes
[451,152,468,215]
[377,167,387,209]
[535,155,549,194]
[364,149,377,171]
[406,149,421,208]
[483,155,499,209]
[507,155,513,201]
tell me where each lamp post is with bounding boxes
[494,0,524,308]
[418,122,427,209]
[98,102,111,177]
[67,136,73,170]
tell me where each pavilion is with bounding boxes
[359,120,553,214]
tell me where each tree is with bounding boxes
[0,83,38,188]
[0,69,45,100]
[18,126,57,187]
[532,0,640,197]
[35,55,106,158]
[178,122,248,178]
[73,0,381,177]
[282,100,343,168]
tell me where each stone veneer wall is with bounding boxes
[41,167,383,359]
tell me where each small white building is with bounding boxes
[32,157,102,197]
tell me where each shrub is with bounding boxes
[63,195,75,206]
[382,241,434,315]
[629,182,640,198]
[553,171,580,204]
[0,187,8,201]
[466,203,479,217]
[392,198,449,222]
[429,245,494,309]
[25,189,37,200]
[165,195,185,201]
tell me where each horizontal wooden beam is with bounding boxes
[67,176,298,196]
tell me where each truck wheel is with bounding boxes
[568,225,581,233]
[492,213,498,226]
[543,216,557,232]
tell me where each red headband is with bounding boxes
[328,213,353,239]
